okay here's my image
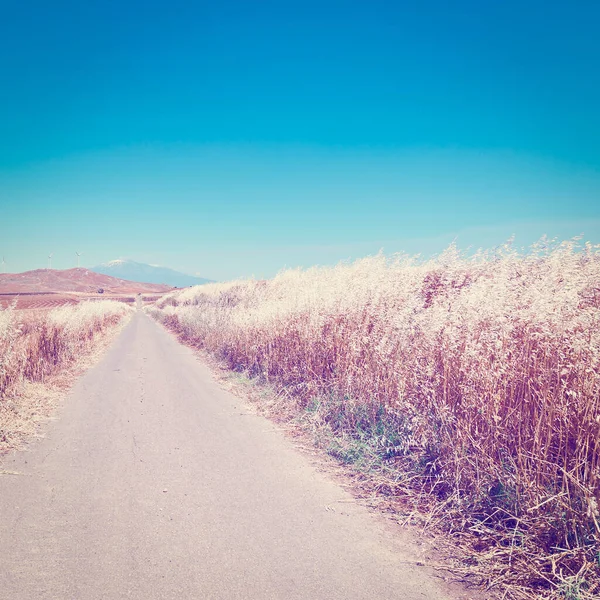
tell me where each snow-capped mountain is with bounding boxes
[92,259,213,288]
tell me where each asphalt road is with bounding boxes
[0,310,463,600]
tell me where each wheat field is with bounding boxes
[0,300,131,402]
[149,238,600,598]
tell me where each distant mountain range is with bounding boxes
[92,259,213,288]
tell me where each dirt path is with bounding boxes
[0,311,469,600]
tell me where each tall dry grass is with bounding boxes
[149,238,600,597]
[0,300,131,400]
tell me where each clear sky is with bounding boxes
[1,0,599,280]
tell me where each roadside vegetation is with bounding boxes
[0,301,132,450]
[149,238,600,599]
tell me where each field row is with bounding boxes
[0,294,136,310]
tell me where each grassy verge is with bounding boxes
[0,301,132,452]
[148,239,600,599]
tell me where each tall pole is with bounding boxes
[48,253,53,269]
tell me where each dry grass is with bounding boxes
[148,238,600,599]
[0,301,132,451]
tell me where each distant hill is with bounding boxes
[92,259,213,288]
[0,268,172,294]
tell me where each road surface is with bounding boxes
[0,310,464,600]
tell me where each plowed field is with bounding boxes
[0,293,141,310]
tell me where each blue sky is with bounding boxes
[1,0,599,280]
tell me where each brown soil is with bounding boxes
[0,268,173,295]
